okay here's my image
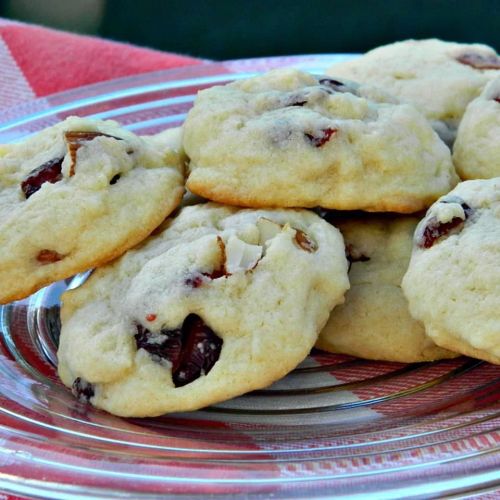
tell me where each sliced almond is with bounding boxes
[456,53,500,70]
[64,131,122,176]
[206,236,227,279]
[294,229,318,253]
[256,217,283,245]
[225,235,263,274]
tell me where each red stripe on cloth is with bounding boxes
[0,33,34,108]
[0,24,202,97]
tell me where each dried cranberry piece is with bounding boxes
[204,267,227,280]
[21,157,63,199]
[494,96,500,104]
[456,53,500,70]
[418,201,473,249]
[36,249,64,264]
[135,314,223,388]
[72,377,94,402]
[305,127,337,147]
[419,218,464,249]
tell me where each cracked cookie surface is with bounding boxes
[0,118,185,303]
[183,68,457,213]
[402,179,500,364]
[57,203,349,417]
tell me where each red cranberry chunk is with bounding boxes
[135,314,223,388]
[204,267,227,280]
[494,96,500,104]
[418,201,473,249]
[36,249,64,264]
[72,377,94,402]
[456,53,500,70]
[185,273,204,288]
[21,157,63,199]
[305,127,337,147]
[419,217,464,249]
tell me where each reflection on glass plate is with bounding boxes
[0,55,499,499]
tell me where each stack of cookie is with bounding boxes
[1,39,498,417]
[320,39,499,363]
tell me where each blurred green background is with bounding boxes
[1,0,498,58]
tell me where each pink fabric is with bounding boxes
[0,18,202,108]
[0,18,204,500]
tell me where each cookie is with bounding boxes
[327,39,500,143]
[183,68,458,213]
[57,203,349,417]
[0,117,185,304]
[402,179,500,364]
[316,214,456,362]
[453,77,500,179]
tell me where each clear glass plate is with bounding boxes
[0,55,499,499]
